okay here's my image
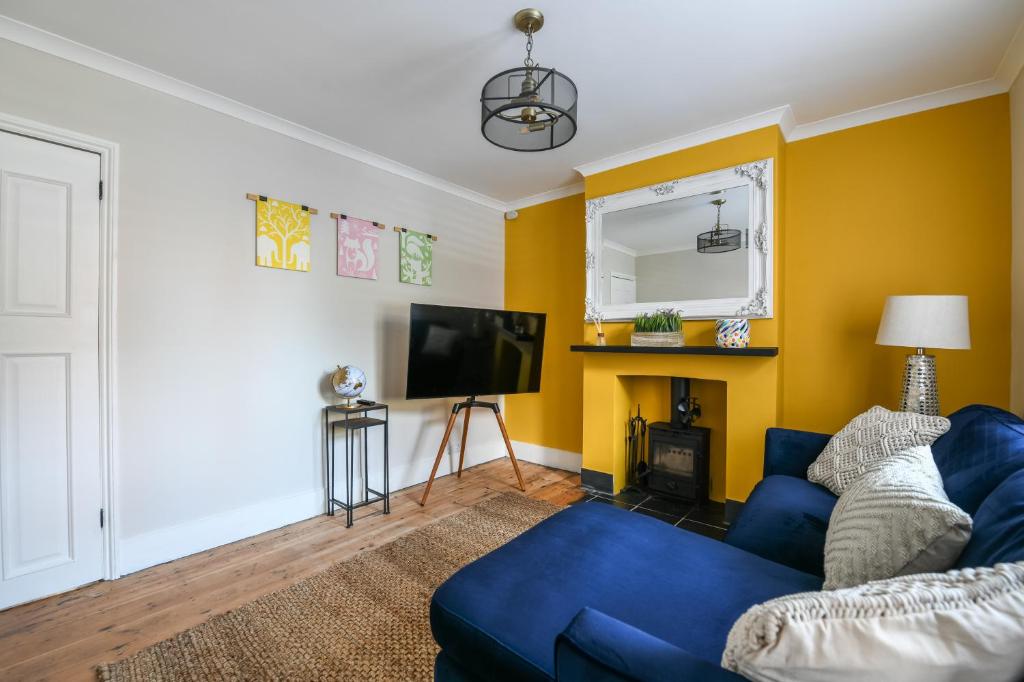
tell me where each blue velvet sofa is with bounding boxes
[430,405,1024,681]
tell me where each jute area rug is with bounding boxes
[98,492,558,681]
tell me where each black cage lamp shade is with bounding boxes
[480,9,577,152]
[696,198,742,253]
[696,228,742,253]
[481,67,578,151]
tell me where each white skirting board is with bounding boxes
[118,487,324,576]
[117,444,572,577]
[510,441,582,473]
[117,448,508,577]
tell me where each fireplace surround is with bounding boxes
[571,343,780,513]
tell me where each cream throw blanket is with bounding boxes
[723,562,1024,682]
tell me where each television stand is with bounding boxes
[419,397,526,506]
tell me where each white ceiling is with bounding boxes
[604,186,749,255]
[1,0,1022,206]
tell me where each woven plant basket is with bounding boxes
[630,331,684,347]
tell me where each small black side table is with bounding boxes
[323,402,390,527]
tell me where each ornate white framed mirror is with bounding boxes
[585,159,773,321]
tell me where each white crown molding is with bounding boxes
[602,239,638,257]
[777,104,797,141]
[996,18,1024,89]
[573,106,793,178]
[0,14,509,213]
[510,181,585,209]
[787,78,1006,141]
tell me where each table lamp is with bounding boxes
[875,295,970,416]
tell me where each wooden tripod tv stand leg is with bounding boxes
[419,397,526,506]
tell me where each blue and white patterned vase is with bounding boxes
[715,319,750,348]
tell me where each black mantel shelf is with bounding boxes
[569,344,779,357]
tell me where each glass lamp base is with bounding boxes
[900,352,939,416]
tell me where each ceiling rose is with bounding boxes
[480,8,578,152]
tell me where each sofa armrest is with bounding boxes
[763,427,832,478]
[555,607,742,682]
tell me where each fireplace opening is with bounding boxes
[646,378,710,505]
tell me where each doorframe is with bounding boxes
[0,111,121,580]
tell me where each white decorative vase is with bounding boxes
[630,331,684,347]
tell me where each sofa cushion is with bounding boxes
[807,406,950,495]
[930,406,1024,515]
[956,469,1024,568]
[823,446,972,589]
[431,501,822,682]
[725,475,837,577]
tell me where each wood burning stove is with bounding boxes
[647,422,710,504]
[646,378,710,505]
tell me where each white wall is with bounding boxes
[634,248,747,303]
[0,39,507,574]
[1013,71,1024,416]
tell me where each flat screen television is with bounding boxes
[405,304,546,399]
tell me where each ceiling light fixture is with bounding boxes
[480,8,578,152]
[697,199,742,253]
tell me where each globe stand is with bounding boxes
[419,397,526,506]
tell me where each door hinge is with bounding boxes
[100,508,105,528]
[98,180,104,200]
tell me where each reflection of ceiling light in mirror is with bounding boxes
[696,198,742,253]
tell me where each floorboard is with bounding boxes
[0,460,584,681]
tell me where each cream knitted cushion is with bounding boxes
[807,405,950,495]
[823,445,972,589]
[722,562,1024,682]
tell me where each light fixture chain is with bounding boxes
[524,25,535,68]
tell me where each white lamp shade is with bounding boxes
[876,295,971,350]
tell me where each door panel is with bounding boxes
[1,171,71,316]
[0,130,103,609]
[1,354,72,580]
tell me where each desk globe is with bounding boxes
[331,365,366,405]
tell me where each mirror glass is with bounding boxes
[599,185,750,306]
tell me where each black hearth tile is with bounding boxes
[684,502,728,529]
[610,488,649,506]
[587,496,632,510]
[568,494,593,506]
[637,494,694,518]
[632,506,683,525]
[676,518,727,541]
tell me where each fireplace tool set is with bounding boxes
[626,404,648,490]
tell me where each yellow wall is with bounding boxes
[504,194,586,454]
[1011,73,1024,416]
[783,95,1011,433]
[504,95,1012,499]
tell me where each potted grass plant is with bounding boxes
[631,309,685,347]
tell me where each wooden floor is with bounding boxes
[0,460,584,681]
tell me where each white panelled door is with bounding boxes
[609,273,637,305]
[0,130,104,609]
